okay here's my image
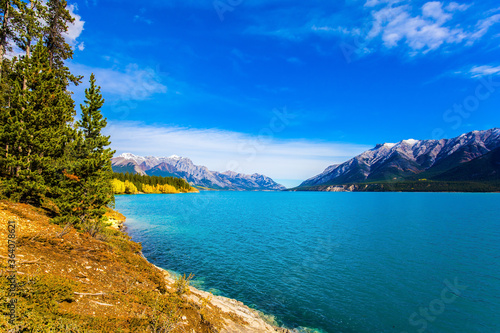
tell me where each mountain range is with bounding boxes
[111,153,286,191]
[300,128,500,188]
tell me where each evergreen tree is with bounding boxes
[0,57,16,189]
[44,0,82,87]
[0,0,23,80]
[0,2,117,239]
[12,0,46,59]
[44,1,71,66]
[60,74,114,235]
[2,42,75,205]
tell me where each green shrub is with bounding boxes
[174,273,194,295]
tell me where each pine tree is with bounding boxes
[0,55,15,175]
[12,0,46,59]
[44,0,72,69]
[2,42,75,205]
[61,74,114,235]
[0,1,115,240]
[0,0,80,206]
[0,0,23,80]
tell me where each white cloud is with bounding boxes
[445,2,470,12]
[245,26,305,41]
[470,14,500,41]
[69,63,167,100]
[367,1,468,54]
[365,0,404,8]
[467,65,500,78]
[364,1,500,55]
[310,25,363,40]
[63,4,85,50]
[422,1,451,23]
[245,1,500,58]
[134,15,153,25]
[105,122,371,184]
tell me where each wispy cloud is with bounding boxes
[64,4,85,51]
[465,65,500,78]
[365,1,472,55]
[469,14,500,41]
[245,1,500,58]
[134,15,153,25]
[69,63,167,100]
[445,2,470,12]
[106,122,371,184]
[311,25,360,35]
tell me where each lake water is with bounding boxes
[115,192,500,333]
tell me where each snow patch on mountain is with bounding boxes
[300,128,500,187]
[112,154,286,191]
[403,139,418,145]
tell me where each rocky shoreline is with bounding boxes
[0,200,294,332]
[117,213,293,333]
[153,264,292,333]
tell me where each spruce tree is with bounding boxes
[12,0,46,60]
[0,57,15,193]
[61,74,114,235]
[45,1,72,66]
[0,1,114,239]
[3,42,75,205]
[0,0,22,80]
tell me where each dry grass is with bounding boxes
[0,200,235,333]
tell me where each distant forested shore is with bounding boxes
[112,172,198,194]
[293,180,500,193]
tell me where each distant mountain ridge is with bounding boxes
[300,128,500,188]
[112,153,286,191]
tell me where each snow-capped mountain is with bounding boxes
[111,153,286,191]
[300,128,500,187]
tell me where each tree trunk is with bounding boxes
[27,147,31,171]
[15,143,22,177]
[5,143,10,174]
[22,2,35,90]
[0,2,10,82]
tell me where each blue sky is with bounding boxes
[64,0,500,187]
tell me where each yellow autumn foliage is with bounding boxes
[111,179,126,194]
[111,179,138,194]
[142,184,180,194]
[111,178,198,194]
[124,180,138,194]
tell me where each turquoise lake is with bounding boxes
[115,192,500,333]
